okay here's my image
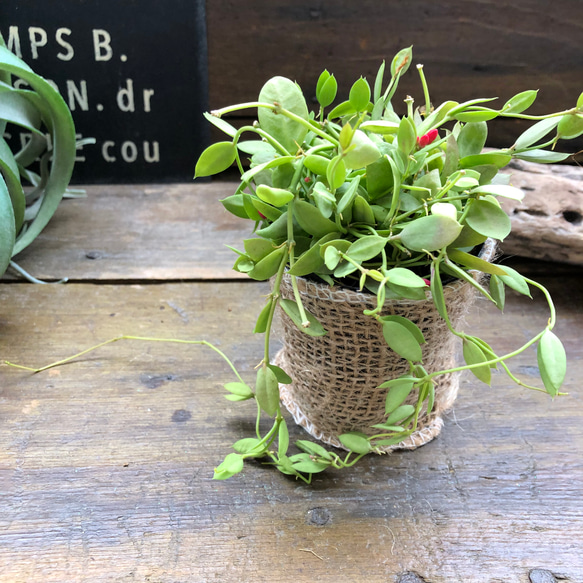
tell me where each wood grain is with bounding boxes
[207,0,583,154]
[0,276,582,582]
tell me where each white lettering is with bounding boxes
[143,141,160,163]
[117,79,135,112]
[92,29,113,62]
[66,80,89,111]
[29,27,48,59]
[143,89,155,112]
[102,141,116,162]
[56,28,74,61]
[7,26,22,58]
[121,141,138,163]
[75,133,86,162]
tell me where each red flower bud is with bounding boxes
[423,278,431,286]
[417,128,439,149]
[304,176,311,183]
[257,211,266,220]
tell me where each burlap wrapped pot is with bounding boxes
[274,239,496,453]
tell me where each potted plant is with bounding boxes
[0,36,81,282]
[194,46,582,482]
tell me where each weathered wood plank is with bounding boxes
[207,0,583,154]
[0,278,581,581]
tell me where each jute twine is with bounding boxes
[274,239,497,453]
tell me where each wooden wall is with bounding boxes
[206,0,583,154]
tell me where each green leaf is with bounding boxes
[537,330,567,397]
[382,377,416,414]
[240,155,296,184]
[0,175,16,276]
[338,433,372,454]
[497,265,531,297]
[303,154,330,176]
[233,438,264,454]
[446,248,508,276]
[258,76,309,153]
[337,175,361,214]
[312,182,336,218]
[278,419,290,457]
[316,71,337,108]
[203,111,237,138]
[213,453,244,480]
[360,120,400,135]
[457,121,487,158]
[0,137,25,233]
[267,364,292,384]
[255,366,280,416]
[471,184,524,201]
[513,150,571,164]
[194,141,236,178]
[289,453,330,473]
[489,274,505,310]
[464,199,511,240]
[327,100,356,120]
[400,214,463,252]
[296,440,333,460]
[502,90,538,114]
[398,116,417,156]
[430,262,450,324]
[453,110,499,123]
[0,91,42,134]
[382,321,423,362]
[349,77,371,112]
[256,184,294,207]
[514,117,560,150]
[350,195,375,225]
[324,245,341,270]
[244,238,275,261]
[288,231,339,276]
[384,268,428,289]
[279,298,327,336]
[386,404,416,426]
[342,130,381,169]
[460,151,512,169]
[390,46,413,77]
[294,199,338,238]
[326,154,346,190]
[379,316,425,344]
[255,212,289,240]
[224,382,254,399]
[247,245,287,281]
[462,338,491,385]
[253,299,273,333]
[346,235,386,262]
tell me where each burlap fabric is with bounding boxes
[274,239,496,453]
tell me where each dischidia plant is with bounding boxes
[193,46,583,481]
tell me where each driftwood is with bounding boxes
[501,160,583,265]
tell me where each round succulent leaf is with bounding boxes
[400,214,463,252]
[537,330,567,397]
[382,321,423,362]
[431,202,458,221]
[256,185,294,207]
[384,268,428,290]
[464,199,511,240]
[342,130,381,169]
[324,245,341,270]
[258,76,309,153]
[303,154,330,176]
[346,235,386,262]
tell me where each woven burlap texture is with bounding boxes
[274,239,496,453]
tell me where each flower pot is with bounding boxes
[274,239,497,453]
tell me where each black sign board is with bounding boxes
[0,1,208,183]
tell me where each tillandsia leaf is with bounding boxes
[213,453,245,480]
[381,377,416,414]
[203,111,237,137]
[194,141,236,178]
[502,90,538,114]
[257,76,309,153]
[462,338,492,385]
[349,77,371,112]
[464,199,511,240]
[279,298,327,336]
[0,136,25,231]
[400,214,463,252]
[457,121,488,158]
[489,274,505,311]
[537,330,567,397]
[514,117,561,150]
[382,320,423,362]
[255,365,280,417]
[0,91,43,134]
[0,174,16,275]
[256,184,294,207]
[339,433,372,454]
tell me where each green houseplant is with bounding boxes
[0,37,79,281]
[194,46,583,482]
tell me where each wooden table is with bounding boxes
[1,183,582,583]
